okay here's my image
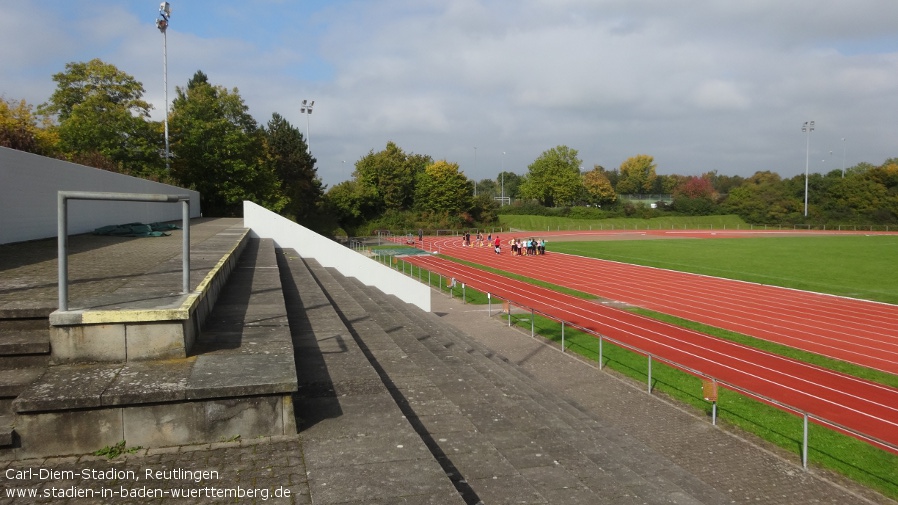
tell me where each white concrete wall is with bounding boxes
[0,147,201,244]
[244,201,431,312]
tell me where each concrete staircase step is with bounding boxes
[0,318,50,366]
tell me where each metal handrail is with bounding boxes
[57,191,191,311]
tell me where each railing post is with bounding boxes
[531,309,535,338]
[182,199,190,293]
[598,335,603,369]
[802,413,809,470]
[647,355,653,393]
[57,192,69,311]
[561,321,565,353]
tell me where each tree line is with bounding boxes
[3,59,897,236]
[1,59,323,223]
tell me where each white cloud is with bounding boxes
[2,0,898,187]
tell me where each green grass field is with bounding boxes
[549,235,898,305]
[499,214,752,232]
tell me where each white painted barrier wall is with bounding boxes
[0,147,201,244]
[244,201,431,312]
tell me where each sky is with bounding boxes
[2,1,897,189]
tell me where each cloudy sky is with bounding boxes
[3,1,897,188]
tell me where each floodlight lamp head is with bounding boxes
[160,2,171,17]
[302,99,307,106]
[310,101,315,107]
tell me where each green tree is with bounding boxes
[495,171,522,201]
[263,113,324,223]
[581,166,617,206]
[354,141,432,212]
[721,171,801,223]
[414,160,472,215]
[519,145,583,207]
[616,154,657,195]
[475,179,498,198]
[39,59,161,175]
[169,71,284,216]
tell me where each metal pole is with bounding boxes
[712,401,717,426]
[57,192,68,311]
[802,414,809,469]
[802,121,814,217]
[531,309,534,337]
[647,355,653,393]
[182,199,190,293]
[598,335,603,369]
[163,28,169,171]
[561,322,565,352]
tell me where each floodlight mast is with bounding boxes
[301,99,314,154]
[156,2,172,170]
[802,120,814,217]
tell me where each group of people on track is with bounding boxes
[507,237,546,256]
[461,231,546,256]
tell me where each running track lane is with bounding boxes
[422,235,898,375]
[403,255,898,453]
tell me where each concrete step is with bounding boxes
[0,318,50,369]
[310,263,728,505]
[275,250,467,505]
[0,317,51,450]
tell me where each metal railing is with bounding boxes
[57,191,191,311]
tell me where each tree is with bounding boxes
[475,178,497,198]
[581,166,617,206]
[495,171,522,201]
[414,160,472,215]
[354,141,432,213]
[263,113,324,223]
[720,171,801,223]
[169,70,284,216]
[0,98,57,155]
[616,154,657,195]
[39,59,160,175]
[672,175,718,215]
[518,145,582,207]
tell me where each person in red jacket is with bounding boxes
[493,236,501,254]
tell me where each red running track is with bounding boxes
[420,232,898,376]
[403,254,898,453]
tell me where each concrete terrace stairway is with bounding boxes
[282,251,732,505]
[0,310,51,448]
[0,225,297,459]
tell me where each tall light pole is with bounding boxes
[473,147,477,196]
[156,2,172,171]
[802,121,814,217]
[841,137,846,178]
[501,151,506,206]
[301,99,314,154]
